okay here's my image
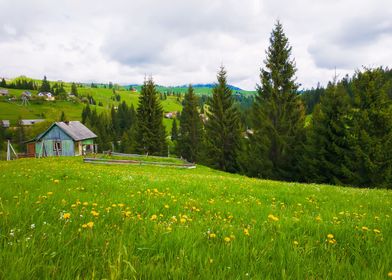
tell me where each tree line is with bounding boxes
[84,21,391,189]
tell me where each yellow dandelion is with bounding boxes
[293,240,299,246]
[315,216,322,222]
[87,221,94,229]
[362,226,368,231]
[224,237,231,243]
[83,202,88,206]
[327,234,334,239]
[180,218,187,224]
[243,229,250,236]
[171,216,178,223]
[373,229,381,234]
[268,214,279,222]
[164,204,170,209]
[47,192,53,196]
[63,213,71,219]
[209,258,213,264]
[124,211,131,218]
[92,203,98,207]
[328,239,337,244]
[209,233,216,239]
[388,272,392,277]
[91,210,99,217]
[118,203,125,208]
[150,214,157,221]
[53,179,59,184]
[82,224,88,229]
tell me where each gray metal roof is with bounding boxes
[54,121,97,141]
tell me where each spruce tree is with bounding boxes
[348,68,392,188]
[204,67,242,172]
[303,82,354,185]
[0,78,6,88]
[135,77,167,156]
[251,21,305,180]
[178,85,203,162]
[40,76,51,92]
[71,82,78,96]
[171,118,178,141]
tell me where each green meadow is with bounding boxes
[0,157,391,279]
[0,87,181,131]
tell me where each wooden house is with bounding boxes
[20,119,45,126]
[0,120,10,128]
[26,121,97,157]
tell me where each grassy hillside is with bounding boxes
[0,87,182,130]
[0,157,391,279]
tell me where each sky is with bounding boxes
[0,0,391,90]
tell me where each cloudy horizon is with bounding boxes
[0,0,391,90]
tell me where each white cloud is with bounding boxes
[0,0,391,90]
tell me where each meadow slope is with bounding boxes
[0,157,391,279]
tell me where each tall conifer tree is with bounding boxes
[135,77,166,156]
[40,76,51,92]
[303,82,354,185]
[178,85,203,162]
[205,67,241,172]
[348,68,392,188]
[250,21,305,180]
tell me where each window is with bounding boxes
[53,141,62,151]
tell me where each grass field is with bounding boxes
[0,157,391,279]
[0,87,181,131]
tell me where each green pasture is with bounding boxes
[0,157,391,279]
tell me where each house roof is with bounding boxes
[1,120,10,126]
[37,121,97,141]
[20,119,45,125]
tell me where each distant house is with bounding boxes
[0,89,9,96]
[21,91,32,99]
[26,121,98,157]
[0,120,10,128]
[38,92,55,101]
[20,119,45,126]
[21,91,32,97]
[164,112,177,119]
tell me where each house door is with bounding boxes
[27,143,35,157]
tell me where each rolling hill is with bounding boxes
[0,157,391,279]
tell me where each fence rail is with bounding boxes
[83,157,196,169]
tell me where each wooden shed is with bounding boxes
[26,121,97,157]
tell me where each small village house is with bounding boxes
[26,121,97,157]
[20,119,45,126]
[0,120,10,128]
[0,89,9,96]
[38,92,55,101]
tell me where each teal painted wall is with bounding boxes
[35,140,74,156]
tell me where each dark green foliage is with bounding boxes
[82,105,91,124]
[135,77,167,156]
[178,85,204,162]
[301,84,325,114]
[40,76,51,92]
[303,82,354,185]
[348,68,392,188]
[204,67,242,173]
[246,21,305,181]
[0,78,7,87]
[171,118,178,141]
[71,83,78,96]
[59,111,67,122]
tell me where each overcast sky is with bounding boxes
[0,0,391,90]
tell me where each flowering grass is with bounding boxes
[0,157,391,279]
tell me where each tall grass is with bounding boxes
[0,157,391,279]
